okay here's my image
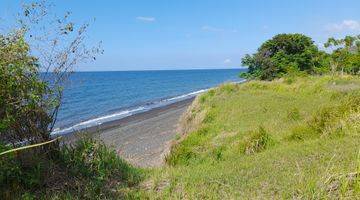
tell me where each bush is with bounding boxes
[61,138,141,188]
[243,126,274,155]
[0,32,53,145]
[0,138,142,199]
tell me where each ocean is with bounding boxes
[53,69,246,135]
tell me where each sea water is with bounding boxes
[53,69,246,135]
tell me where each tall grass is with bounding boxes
[0,138,143,199]
[136,75,360,199]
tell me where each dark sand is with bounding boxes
[62,97,194,168]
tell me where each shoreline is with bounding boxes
[54,80,246,137]
[61,97,194,142]
[61,97,194,167]
[59,80,246,167]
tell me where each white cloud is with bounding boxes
[136,16,156,22]
[326,20,360,32]
[224,59,231,64]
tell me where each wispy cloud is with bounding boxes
[326,20,360,32]
[201,25,237,33]
[136,16,156,22]
[223,59,232,64]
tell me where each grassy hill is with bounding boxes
[131,75,360,199]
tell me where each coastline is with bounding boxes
[61,97,195,167]
[59,80,246,167]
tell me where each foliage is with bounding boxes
[324,35,360,75]
[0,1,101,147]
[240,33,328,80]
[60,138,142,189]
[0,138,142,199]
[0,32,54,145]
[0,1,105,199]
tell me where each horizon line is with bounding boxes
[72,67,248,73]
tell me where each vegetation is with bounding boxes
[134,75,360,199]
[1,1,360,199]
[241,33,360,80]
[325,35,360,75]
[0,2,137,199]
[0,32,53,145]
[241,33,328,80]
[0,2,101,147]
[0,138,142,199]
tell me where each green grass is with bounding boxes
[0,138,143,199]
[2,75,359,199]
[132,75,360,199]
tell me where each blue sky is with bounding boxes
[1,0,360,71]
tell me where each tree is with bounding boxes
[0,31,52,145]
[324,35,360,75]
[241,33,326,80]
[0,1,102,147]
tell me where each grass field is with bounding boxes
[129,75,360,199]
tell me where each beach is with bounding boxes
[62,97,194,167]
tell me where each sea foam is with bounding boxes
[51,88,208,136]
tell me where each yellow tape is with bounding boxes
[0,136,62,156]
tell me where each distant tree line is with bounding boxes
[241,33,360,80]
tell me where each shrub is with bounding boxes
[0,33,53,145]
[0,138,142,199]
[59,138,142,191]
[243,126,274,155]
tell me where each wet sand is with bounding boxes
[62,97,194,168]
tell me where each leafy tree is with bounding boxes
[0,2,103,197]
[324,35,360,75]
[241,33,327,80]
[0,1,101,147]
[0,31,53,145]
